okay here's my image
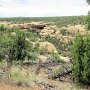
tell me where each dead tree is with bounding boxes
[35,60,42,75]
[6,55,12,70]
[5,55,13,78]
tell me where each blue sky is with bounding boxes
[0,0,90,17]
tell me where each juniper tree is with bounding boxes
[87,0,90,4]
[72,34,90,84]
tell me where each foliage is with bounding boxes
[10,66,36,82]
[60,28,71,36]
[51,67,64,78]
[0,32,16,61]
[87,0,90,4]
[0,26,38,63]
[51,53,60,61]
[14,31,28,61]
[27,52,37,62]
[0,25,6,32]
[72,33,90,84]
[25,31,40,42]
[86,11,90,30]
[0,16,85,27]
[45,36,71,55]
[38,47,48,55]
[45,36,63,54]
[51,53,66,64]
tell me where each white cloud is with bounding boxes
[0,0,90,17]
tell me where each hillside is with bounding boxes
[0,17,89,90]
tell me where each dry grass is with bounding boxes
[10,66,36,83]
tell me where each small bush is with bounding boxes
[51,53,66,64]
[60,28,71,36]
[10,66,36,82]
[0,25,6,32]
[45,36,64,54]
[49,67,64,79]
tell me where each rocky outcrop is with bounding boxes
[31,41,58,54]
[38,55,48,63]
[40,26,59,37]
[39,42,58,53]
[61,25,86,35]
[31,24,45,29]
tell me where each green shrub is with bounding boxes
[50,67,64,79]
[45,36,63,54]
[38,47,48,55]
[72,33,90,84]
[51,53,65,64]
[10,66,36,82]
[60,28,71,36]
[45,36,71,56]
[0,27,38,65]
[86,11,90,30]
[27,52,37,62]
[25,31,40,42]
[0,16,85,27]
[0,25,6,32]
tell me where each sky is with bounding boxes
[0,0,90,17]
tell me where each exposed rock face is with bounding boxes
[39,24,74,44]
[61,36,74,44]
[31,24,46,29]
[31,41,58,53]
[40,26,59,37]
[61,25,86,35]
[0,21,86,45]
[9,24,19,28]
[30,24,46,33]
[38,55,48,63]
[8,22,47,33]
[18,23,31,29]
[39,42,58,53]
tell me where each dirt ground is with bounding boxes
[0,63,89,90]
[0,83,41,90]
[0,65,88,90]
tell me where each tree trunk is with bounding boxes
[6,55,12,78]
[35,60,42,75]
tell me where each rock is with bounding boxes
[50,62,72,80]
[38,82,61,90]
[31,24,45,29]
[39,42,58,53]
[18,23,31,29]
[41,60,60,69]
[38,55,48,62]
[60,56,70,62]
[62,36,72,43]
[39,26,57,37]
[40,29,54,36]
[61,25,86,35]
[9,24,19,28]
[25,38,29,41]
[14,81,35,88]
[11,32,16,36]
